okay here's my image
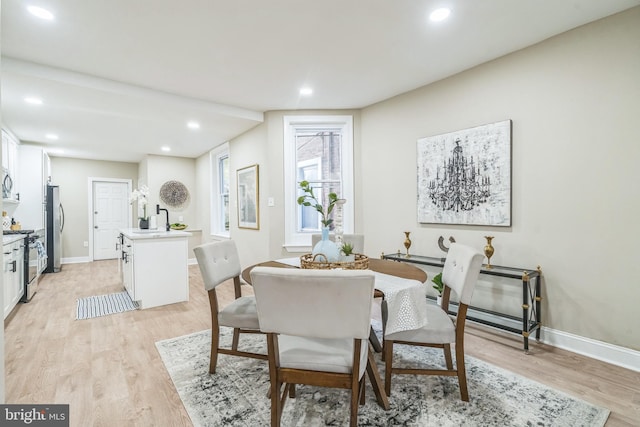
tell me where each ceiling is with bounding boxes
[2,0,638,163]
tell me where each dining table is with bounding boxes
[241,256,429,410]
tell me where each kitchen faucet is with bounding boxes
[156,204,170,231]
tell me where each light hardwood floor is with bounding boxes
[4,261,639,426]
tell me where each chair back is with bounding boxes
[311,233,365,253]
[442,243,484,305]
[250,266,375,339]
[194,240,242,291]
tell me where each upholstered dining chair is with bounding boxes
[311,233,365,254]
[250,266,376,427]
[194,240,267,374]
[383,243,483,401]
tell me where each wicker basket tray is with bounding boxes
[300,253,369,270]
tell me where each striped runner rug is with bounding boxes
[76,291,139,320]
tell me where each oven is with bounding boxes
[23,229,45,302]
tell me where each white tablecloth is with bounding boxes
[372,272,428,335]
[274,258,428,335]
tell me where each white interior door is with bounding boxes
[93,181,129,260]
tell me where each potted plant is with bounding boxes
[340,242,355,262]
[297,181,340,261]
[432,272,444,306]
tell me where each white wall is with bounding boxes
[360,8,640,350]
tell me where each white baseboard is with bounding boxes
[188,257,198,265]
[61,256,91,264]
[541,326,640,372]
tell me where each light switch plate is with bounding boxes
[267,197,275,207]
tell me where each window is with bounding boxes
[284,115,354,250]
[210,143,230,237]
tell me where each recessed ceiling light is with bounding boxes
[429,7,451,22]
[187,121,200,130]
[24,97,43,105]
[300,87,313,96]
[161,146,171,152]
[27,5,55,20]
[46,133,59,140]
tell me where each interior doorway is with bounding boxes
[90,179,131,261]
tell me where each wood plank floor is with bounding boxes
[4,261,639,426]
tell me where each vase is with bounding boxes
[484,236,495,269]
[312,227,340,263]
[139,218,149,229]
[403,231,412,258]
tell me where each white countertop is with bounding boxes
[120,228,192,240]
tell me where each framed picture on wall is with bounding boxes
[237,164,259,230]
[416,120,512,226]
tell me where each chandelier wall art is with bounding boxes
[416,120,512,226]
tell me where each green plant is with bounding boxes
[341,242,354,256]
[296,180,338,227]
[432,272,444,296]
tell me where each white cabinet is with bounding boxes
[3,237,25,319]
[119,230,189,309]
[13,145,50,230]
[2,129,20,204]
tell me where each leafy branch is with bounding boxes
[296,180,338,227]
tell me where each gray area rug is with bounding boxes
[156,327,610,426]
[76,291,138,320]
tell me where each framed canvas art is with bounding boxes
[237,164,259,230]
[417,120,512,226]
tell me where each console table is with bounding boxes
[382,251,542,352]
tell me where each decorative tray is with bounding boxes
[300,253,369,270]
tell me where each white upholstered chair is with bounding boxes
[194,240,267,373]
[311,233,365,254]
[383,243,483,401]
[250,266,376,427]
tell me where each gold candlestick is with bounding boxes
[403,231,412,258]
[484,236,495,269]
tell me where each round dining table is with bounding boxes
[241,258,427,289]
[240,256,428,411]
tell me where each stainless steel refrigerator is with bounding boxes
[45,184,64,273]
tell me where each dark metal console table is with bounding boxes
[382,251,542,352]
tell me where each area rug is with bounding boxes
[156,327,609,427]
[76,291,138,320]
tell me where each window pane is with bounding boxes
[219,155,230,231]
[295,131,342,232]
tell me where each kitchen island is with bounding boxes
[119,228,191,309]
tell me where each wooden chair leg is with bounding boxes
[289,384,296,398]
[359,377,366,405]
[456,343,469,401]
[271,380,282,426]
[384,340,393,396]
[232,328,241,351]
[209,328,220,374]
[443,343,453,370]
[350,381,359,427]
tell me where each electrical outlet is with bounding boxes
[178,216,184,222]
[83,241,89,247]
[268,197,275,207]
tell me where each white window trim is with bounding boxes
[283,115,354,251]
[210,142,230,238]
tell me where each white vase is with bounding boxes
[312,227,340,262]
